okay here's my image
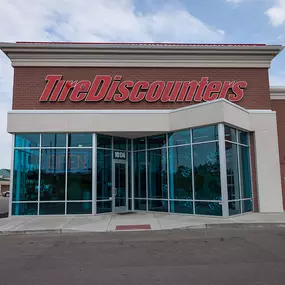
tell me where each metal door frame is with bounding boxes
[112,159,128,213]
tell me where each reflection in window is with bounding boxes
[134,138,146,151]
[147,134,166,149]
[169,145,192,201]
[42,134,66,148]
[225,126,237,142]
[13,149,39,201]
[39,202,65,215]
[40,149,66,201]
[97,134,112,149]
[229,201,241,215]
[193,142,221,200]
[67,149,92,200]
[238,131,249,145]
[97,149,112,200]
[168,130,190,146]
[148,200,168,212]
[170,200,193,214]
[195,201,222,216]
[148,149,168,199]
[113,137,127,150]
[226,143,240,200]
[68,133,92,147]
[67,202,92,214]
[134,199,147,210]
[97,201,112,213]
[239,146,252,198]
[192,125,218,143]
[242,200,253,213]
[15,134,40,148]
[134,151,146,198]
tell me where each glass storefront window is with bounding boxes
[168,130,190,146]
[39,202,65,215]
[147,134,166,149]
[134,199,147,211]
[148,200,168,212]
[238,131,249,145]
[40,149,66,201]
[225,126,237,142]
[114,137,127,150]
[226,143,240,200]
[68,133,92,147]
[229,201,241,216]
[242,200,253,213]
[195,201,222,216]
[134,151,146,198]
[13,149,39,201]
[67,149,92,200]
[67,202,92,214]
[12,203,38,215]
[192,125,218,143]
[15,134,40,148]
[193,142,221,200]
[168,145,192,200]
[97,149,112,200]
[148,148,168,199]
[42,134,66,148]
[239,146,252,198]
[170,200,193,214]
[134,138,145,151]
[97,201,112,213]
[97,134,112,149]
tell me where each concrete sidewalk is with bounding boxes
[1,212,285,235]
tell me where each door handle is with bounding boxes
[114,188,117,196]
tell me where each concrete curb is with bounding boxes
[0,229,62,235]
[206,223,285,228]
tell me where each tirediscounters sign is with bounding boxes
[39,75,247,103]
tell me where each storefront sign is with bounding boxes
[114,151,126,160]
[39,75,247,103]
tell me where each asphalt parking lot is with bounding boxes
[0,227,285,285]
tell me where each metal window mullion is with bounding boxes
[218,124,229,217]
[131,139,134,211]
[9,134,15,217]
[65,134,68,215]
[236,136,243,213]
[145,138,148,211]
[37,134,42,215]
[166,133,170,213]
[191,129,195,214]
[93,133,97,215]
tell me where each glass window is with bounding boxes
[148,148,168,199]
[128,153,132,200]
[168,130,190,146]
[127,139,132,151]
[97,134,112,149]
[67,149,92,200]
[12,203,38,215]
[67,202,92,214]
[238,131,249,145]
[148,200,168,212]
[134,138,146,151]
[225,126,237,142]
[195,201,222,216]
[13,149,39,201]
[97,201,112,214]
[39,202,65,215]
[242,200,253,213]
[147,134,166,149]
[134,151,146,198]
[128,199,132,211]
[114,137,127,150]
[229,201,241,216]
[97,149,112,200]
[40,149,66,201]
[193,142,221,200]
[226,143,240,200]
[192,125,218,143]
[169,145,192,200]
[68,133,92,147]
[42,134,66,148]
[134,199,147,211]
[170,200,193,214]
[239,146,252,198]
[15,134,40,148]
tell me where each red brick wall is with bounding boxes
[271,100,285,209]
[13,67,271,110]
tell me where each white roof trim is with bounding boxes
[270,86,285,99]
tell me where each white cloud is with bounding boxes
[266,0,285,26]
[0,0,225,169]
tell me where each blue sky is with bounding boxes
[0,0,284,168]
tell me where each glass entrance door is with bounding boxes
[113,162,127,213]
